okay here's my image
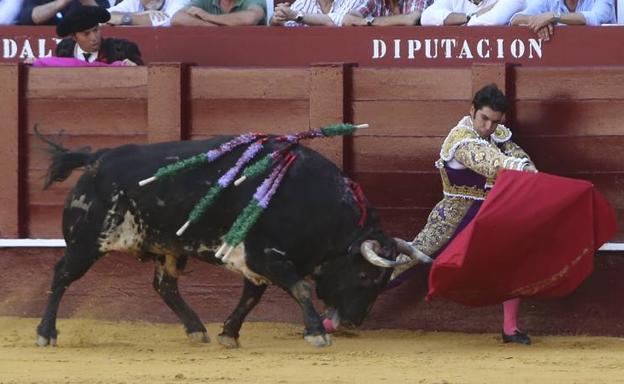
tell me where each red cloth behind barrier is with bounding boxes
[427,170,617,307]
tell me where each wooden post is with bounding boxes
[0,64,23,238]
[147,63,188,143]
[308,63,353,169]
[471,63,508,95]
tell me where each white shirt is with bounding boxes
[108,0,190,26]
[512,0,615,25]
[0,0,24,25]
[75,44,99,63]
[285,0,363,26]
[421,0,526,25]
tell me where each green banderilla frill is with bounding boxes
[223,200,264,247]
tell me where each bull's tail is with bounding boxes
[34,125,107,189]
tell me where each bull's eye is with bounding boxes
[359,272,369,281]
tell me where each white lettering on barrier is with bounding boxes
[393,39,401,59]
[372,38,544,61]
[3,39,17,58]
[457,40,473,59]
[408,40,421,59]
[372,39,386,59]
[2,38,59,60]
[477,39,491,59]
[19,40,34,59]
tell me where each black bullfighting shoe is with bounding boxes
[502,330,532,345]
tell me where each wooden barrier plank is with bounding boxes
[25,99,147,135]
[471,63,507,96]
[27,170,82,205]
[147,63,186,143]
[306,63,349,167]
[190,99,309,137]
[26,67,148,99]
[0,64,23,237]
[353,171,442,207]
[518,136,624,173]
[352,68,472,101]
[514,100,624,137]
[27,134,148,171]
[27,204,63,238]
[351,135,624,174]
[514,67,624,100]
[353,100,468,136]
[352,136,444,172]
[190,68,310,100]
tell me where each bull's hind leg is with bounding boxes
[218,279,267,349]
[36,246,102,346]
[152,254,209,343]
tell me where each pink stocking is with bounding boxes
[503,298,521,335]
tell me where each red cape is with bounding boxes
[427,170,617,307]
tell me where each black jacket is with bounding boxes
[55,37,144,65]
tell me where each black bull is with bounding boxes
[36,134,425,348]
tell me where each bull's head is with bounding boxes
[314,234,431,329]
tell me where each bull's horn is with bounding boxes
[360,240,412,268]
[393,238,433,264]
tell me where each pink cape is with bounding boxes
[427,170,617,307]
[32,57,125,67]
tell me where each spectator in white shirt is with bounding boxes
[511,0,616,41]
[107,0,190,26]
[271,0,363,26]
[421,0,526,25]
[0,0,25,24]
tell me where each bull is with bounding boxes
[35,132,430,348]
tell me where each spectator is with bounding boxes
[171,0,266,25]
[271,0,362,26]
[421,0,525,25]
[0,0,25,25]
[107,0,189,26]
[510,0,615,41]
[55,5,143,65]
[18,0,110,25]
[343,0,434,26]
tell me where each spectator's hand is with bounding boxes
[274,4,297,21]
[121,59,138,66]
[528,12,555,32]
[187,6,205,19]
[536,24,554,41]
[142,10,169,24]
[342,14,366,26]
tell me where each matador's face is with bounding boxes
[470,106,504,139]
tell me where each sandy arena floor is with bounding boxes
[1,316,623,384]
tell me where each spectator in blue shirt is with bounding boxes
[510,0,616,41]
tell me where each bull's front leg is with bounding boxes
[248,251,330,347]
[289,279,331,347]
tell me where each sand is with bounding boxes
[1,316,623,384]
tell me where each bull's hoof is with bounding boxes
[304,334,332,347]
[36,335,57,347]
[187,331,210,343]
[217,334,240,349]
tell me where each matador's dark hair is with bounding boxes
[472,84,508,113]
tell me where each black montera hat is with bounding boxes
[56,5,111,37]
